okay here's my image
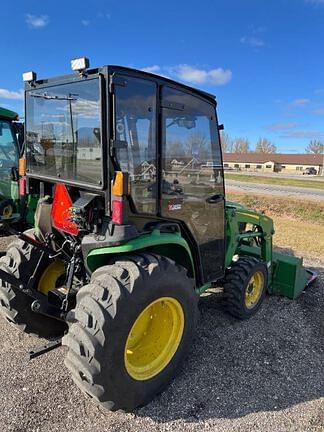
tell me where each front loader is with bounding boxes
[0,59,316,411]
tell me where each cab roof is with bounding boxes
[0,107,19,121]
[25,65,217,105]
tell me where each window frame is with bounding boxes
[159,84,224,217]
[25,74,105,191]
[112,73,158,215]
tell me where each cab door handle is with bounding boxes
[206,194,224,204]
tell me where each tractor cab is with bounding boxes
[24,60,225,286]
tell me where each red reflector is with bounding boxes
[112,199,124,225]
[51,184,79,235]
[19,177,26,196]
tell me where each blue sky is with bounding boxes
[1,0,323,152]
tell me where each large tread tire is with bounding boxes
[223,256,268,320]
[0,231,67,338]
[62,252,198,411]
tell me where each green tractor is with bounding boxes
[0,107,24,222]
[0,59,316,411]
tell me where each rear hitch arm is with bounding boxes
[28,339,62,360]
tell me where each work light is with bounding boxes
[23,71,37,82]
[71,57,90,72]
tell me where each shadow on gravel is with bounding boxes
[136,260,324,423]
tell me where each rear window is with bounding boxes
[26,78,102,186]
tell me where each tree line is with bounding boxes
[220,133,324,154]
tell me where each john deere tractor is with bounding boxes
[0,59,316,411]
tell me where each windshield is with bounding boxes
[26,78,102,186]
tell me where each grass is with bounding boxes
[227,191,324,225]
[227,191,324,260]
[271,216,324,260]
[225,173,324,190]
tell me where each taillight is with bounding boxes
[19,158,26,176]
[19,177,26,196]
[112,199,125,225]
[111,171,129,225]
[51,184,79,235]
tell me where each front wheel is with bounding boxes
[62,253,198,411]
[223,256,268,319]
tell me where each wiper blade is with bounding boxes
[30,93,77,101]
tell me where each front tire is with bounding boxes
[62,253,198,411]
[223,256,268,319]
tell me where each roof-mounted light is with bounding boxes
[71,57,90,72]
[23,71,37,82]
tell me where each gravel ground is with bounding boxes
[0,236,323,432]
[225,179,324,202]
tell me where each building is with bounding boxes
[223,153,323,175]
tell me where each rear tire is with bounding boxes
[223,256,267,319]
[62,253,198,411]
[0,231,67,338]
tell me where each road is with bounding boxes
[0,234,323,431]
[225,179,324,202]
[225,171,324,182]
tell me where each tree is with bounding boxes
[232,138,250,153]
[255,138,277,153]
[220,132,232,153]
[305,140,324,154]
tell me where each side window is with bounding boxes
[161,87,223,206]
[114,76,156,214]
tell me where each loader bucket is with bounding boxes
[271,252,317,299]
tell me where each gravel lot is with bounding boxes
[0,236,323,432]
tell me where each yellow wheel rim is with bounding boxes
[245,271,264,309]
[124,297,184,381]
[2,205,13,219]
[37,261,66,295]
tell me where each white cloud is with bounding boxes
[97,12,111,19]
[314,107,324,115]
[290,98,311,106]
[265,122,298,131]
[26,14,49,29]
[170,64,232,86]
[240,36,265,48]
[141,65,161,73]
[306,0,324,5]
[140,64,232,87]
[81,19,90,26]
[0,88,24,100]
[281,129,324,139]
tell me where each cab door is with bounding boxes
[161,86,225,282]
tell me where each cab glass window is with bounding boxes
[114,76,156,214]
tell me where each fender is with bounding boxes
[86,229,196,280]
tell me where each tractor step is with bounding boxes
[28,339,62,360]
